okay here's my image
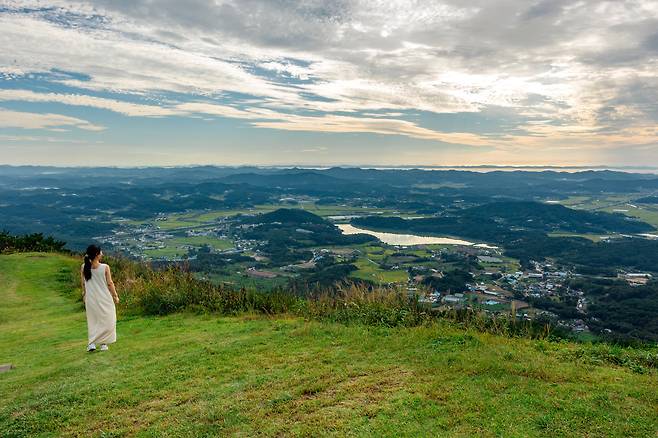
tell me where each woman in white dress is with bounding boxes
[80,245,119,352]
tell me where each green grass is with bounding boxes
[606,205,658,229]
[168,236,233,250]
[125,204,405,233]
[295,204,401,217]
[361,245,396,262]
[1,253,657,437]
[350,257,409,284]
[127,208,275,230]
[202,271,290,290]
[143,246,187,258]
[555,195,658,229]
[143,236,233,259]
[554,196,591,207]
[548,232,607,242]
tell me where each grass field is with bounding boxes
[349,257,409,284]
[144,236,234,259]
[126,203,402,232]
[555,195,658,229]
[123,206,282,230]
[143,246,188,258]
[1,253,657,437]
[118,203,420,262]
[547,232,607,242]
[296,204,401,218]
[607,205,658,229]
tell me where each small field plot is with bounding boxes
[350,257,409,284]
[144,236,233,259]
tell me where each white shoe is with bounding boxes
[100,344,109,351]
[87,343,96,352]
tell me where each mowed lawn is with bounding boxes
[1,254,657,437]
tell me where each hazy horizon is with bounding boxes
[1,1,657,167]
[3,163,658,175]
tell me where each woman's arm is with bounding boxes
[80,266,86,304]
[105,265,120,304]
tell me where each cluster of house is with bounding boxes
[414,282,510,309]
[413,254,658,335]
[97,223,177,259]
[500,262,573,297]
[557,318,590,333]
[98,214,243,261]
[412,258,587,324]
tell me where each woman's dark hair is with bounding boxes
[83,245,101,281]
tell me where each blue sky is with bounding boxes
[1,0,657,166]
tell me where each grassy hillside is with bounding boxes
[0,253,657,437]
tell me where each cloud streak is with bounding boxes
[0,89,492,145]
[0,108,105,131]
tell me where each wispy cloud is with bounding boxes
[0,89,177,117]
[0,89,493,145]
[0,108,105,131]
[253,114,493,146]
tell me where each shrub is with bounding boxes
[60,251,656,371]
[0,231,67,254]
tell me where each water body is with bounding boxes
[338,223,482,246]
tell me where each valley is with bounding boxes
[2,165,658,343]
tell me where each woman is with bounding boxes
[81,245,119,352]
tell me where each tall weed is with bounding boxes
[65,254,657,371]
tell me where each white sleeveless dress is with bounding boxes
[83,263,117,345]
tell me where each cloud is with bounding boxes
[174,102,280,119]
[521,0,568,20]
[253,113,494,146]
[300,146,328,153]
[0,89,494,145]
[0,89,178,117]
[0,108,105,131]
[0,134,90,143]
[0,0,657,162]
[0,89,281,119]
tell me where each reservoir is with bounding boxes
[337,224,478,246]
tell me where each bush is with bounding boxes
[97,256,572,342]
[60,250,657,370]
[0,231,67,253]
[100,255,299,316]
[301,282,429,327]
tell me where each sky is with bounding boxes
[0,0,657,167]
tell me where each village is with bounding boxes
[94,207,656,337]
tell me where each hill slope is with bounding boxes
[245,207,328,225]
[0,253,657,437]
